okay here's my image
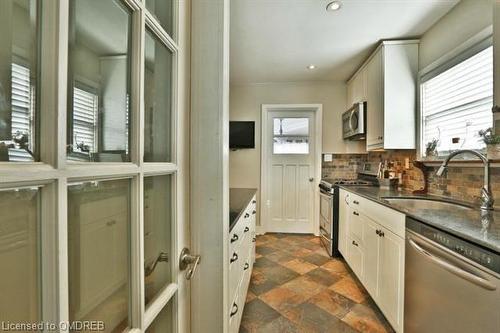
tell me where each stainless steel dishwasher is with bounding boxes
[405,218,500,333]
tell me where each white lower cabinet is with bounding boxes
[228,195,256,333]
[340,190,405,332]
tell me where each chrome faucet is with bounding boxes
[435,150,494,211]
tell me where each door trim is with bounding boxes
[260,104,322,236]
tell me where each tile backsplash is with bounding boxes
[322,150,500,207]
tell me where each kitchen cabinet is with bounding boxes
[338,189,350,256]
[348,40,419,151]
[339,190,405,333]
[347,66,367,106]
[228,194,256,333]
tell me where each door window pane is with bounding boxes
[146,301,173,333]
[144,175,172,306]
[0,0,38,162]
[67,0,132,162]
[145,0,174,37]
[0,187,40,324]
[144,29,173,162]
[68,179,130,332]
[273,118,310,154]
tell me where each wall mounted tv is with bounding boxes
[230,121,255,149]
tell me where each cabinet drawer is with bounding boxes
[349,208,363,242]
[347,235,364,280]
[348,192,405,238]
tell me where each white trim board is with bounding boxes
[260,104,322,237]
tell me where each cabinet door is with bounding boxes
[366,48,384,149]
[347,80,354,106]
[378,227,405,332]
[352,69,367,103]
[361,217,380,299]
[338,190,350,256]
[346,235,363,280]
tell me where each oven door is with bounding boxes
[319,191,333,255]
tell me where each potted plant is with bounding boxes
[425,138,439,159]
[478,128,500,159]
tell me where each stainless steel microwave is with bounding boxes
[342,102,366,140]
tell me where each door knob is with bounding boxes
[309,177,314,182]
[179,248,201,280]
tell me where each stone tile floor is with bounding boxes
[240,233,395,333]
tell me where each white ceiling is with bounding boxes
[230,0,459,84]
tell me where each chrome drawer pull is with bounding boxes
[244,262,249,270]
[252,210,257,215]
[353,200,359,205]
[230,303,238,317]
[230,252,238,263]
[244,213,250,218]
[353,211,359,216]
[244,226,249,233]
[352,240,359,247]
[231,234,239,243]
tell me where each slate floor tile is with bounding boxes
[282,258,318,274]
[306,268,343,287]
[240,299,281,331]
[303,253,331,266]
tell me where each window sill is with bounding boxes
[416,159,500,168]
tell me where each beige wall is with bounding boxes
[419,0,492,71]
[229,81,363,224]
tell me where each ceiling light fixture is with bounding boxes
[307,65,316,70]
[326,0,342,11]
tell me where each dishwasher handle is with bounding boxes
[408,238,497,291]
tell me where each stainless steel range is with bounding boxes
[319,163,378,257]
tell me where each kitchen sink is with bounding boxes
[381,197,475,212]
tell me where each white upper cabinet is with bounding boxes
[348,40,419,151]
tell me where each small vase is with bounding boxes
[425,150,438,160]
[486,144,500,160]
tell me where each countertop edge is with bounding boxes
[229,188,257,232]
[338,185,500,254]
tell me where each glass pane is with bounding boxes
[146,301,173,333]
[68,179,130,332]
[273,118,309,136]
[144,29,173,162]
[0,187,40,323]
[67,0,132,162]
[273,118,310,154]
[145,0,174,37]
[0,0,39,162]
[144,175,172,306]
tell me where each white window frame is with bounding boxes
[417,36,493,161]
[0,0,181,332]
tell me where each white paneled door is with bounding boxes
[263,108,319,234]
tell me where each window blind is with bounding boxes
[9,63,34,161]
[421,46,493,154]
[73,87,98,154]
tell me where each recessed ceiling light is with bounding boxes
[307,65,316,70]
[326,1,342,11]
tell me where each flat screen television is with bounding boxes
[230,121,255,149]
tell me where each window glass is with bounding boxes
[144,175,172,306]
[273,118,310,154]
[145,0,174,37]
[146,300,173,333]
[144,29,173,162]
[68,179,130,332]
[0,0,38,162]
[421,46,493,157]
[0,187,40,324]
[67,0,132,162]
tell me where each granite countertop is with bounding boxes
[229,188,257,232]
[338,185,500,254]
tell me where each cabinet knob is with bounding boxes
[230,302,239,317]
[244,226,250,233]
[352,240,359,247]
[244,262,250,270]
[252,237,256,243]
[252,200,256,204]
[230,252,238,263]
[244,213,250,218]
[353,200,359,205]
[231,234,239,243]
[353,211,359,216]
[252,210,257,215]
[379,231,385,237]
